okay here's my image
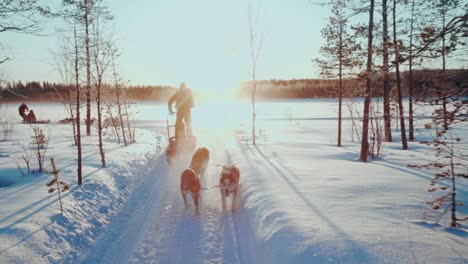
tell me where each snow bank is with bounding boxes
[0,122,163,263]
[227,119,467,264]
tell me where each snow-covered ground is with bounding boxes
[0,99,466,263]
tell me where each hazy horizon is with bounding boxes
[1,0,333,94]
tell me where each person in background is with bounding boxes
[18,102,29,123]
[168,82,194,138]
[26,109,37,123]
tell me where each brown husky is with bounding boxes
[180,168,201,214]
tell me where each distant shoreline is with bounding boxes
[0,97,343,104]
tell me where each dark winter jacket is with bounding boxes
[19,103,28,118]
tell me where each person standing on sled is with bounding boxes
[168,82,194,139]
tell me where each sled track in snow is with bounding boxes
[80,154,167,264]
[82,131,262,264]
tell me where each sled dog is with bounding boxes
[219,165,240,211]
[180,168,201,214]
[190,147,210,175]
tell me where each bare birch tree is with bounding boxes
[110,49,127,146]
[90,5,113,167]
[248,2,264,146]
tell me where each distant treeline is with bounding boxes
[1,69,466,102]
[0,81,177,102]
[237,69,468,99]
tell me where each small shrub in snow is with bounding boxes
[369,99,383,159]
[46,158,70,215]
[0,106,15,141]
[30,125,50,172]
[21,144,32,173]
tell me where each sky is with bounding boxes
[1,0,331,93]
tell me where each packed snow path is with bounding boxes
[80,120,467,264]
[81,130,262,264]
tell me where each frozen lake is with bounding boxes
[0,98,434,125]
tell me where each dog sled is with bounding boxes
[166,112,196,164]
[29,120,51,124]
[19,119,51,124]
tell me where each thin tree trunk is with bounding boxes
[360,0,375,162]
[92,19,106,168]
[74,25,82,185]
[393,0,408,150]
[347,100,361,143]
[117,91,127,145]
[441,6,448,131]
[111,57,127,145]
[123,99,133,143]
[85,0,92,136]
[450,148,457,227]
[252,76,256,146]
[338,12,343,147]
[67,87,77,146]
[248,5,259,146]
[96,80,106,167]
[408,0,415,141]
[107,104,120,143]
[370,102,376,159]
[382,0,392,142]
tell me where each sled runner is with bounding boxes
[24,120,51,124]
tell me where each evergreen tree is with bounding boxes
[315,0,362,147]
[423,0,464,130]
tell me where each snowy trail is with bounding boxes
[80,154,168,264]
[82,129,261,264]
[129,131,261,264]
